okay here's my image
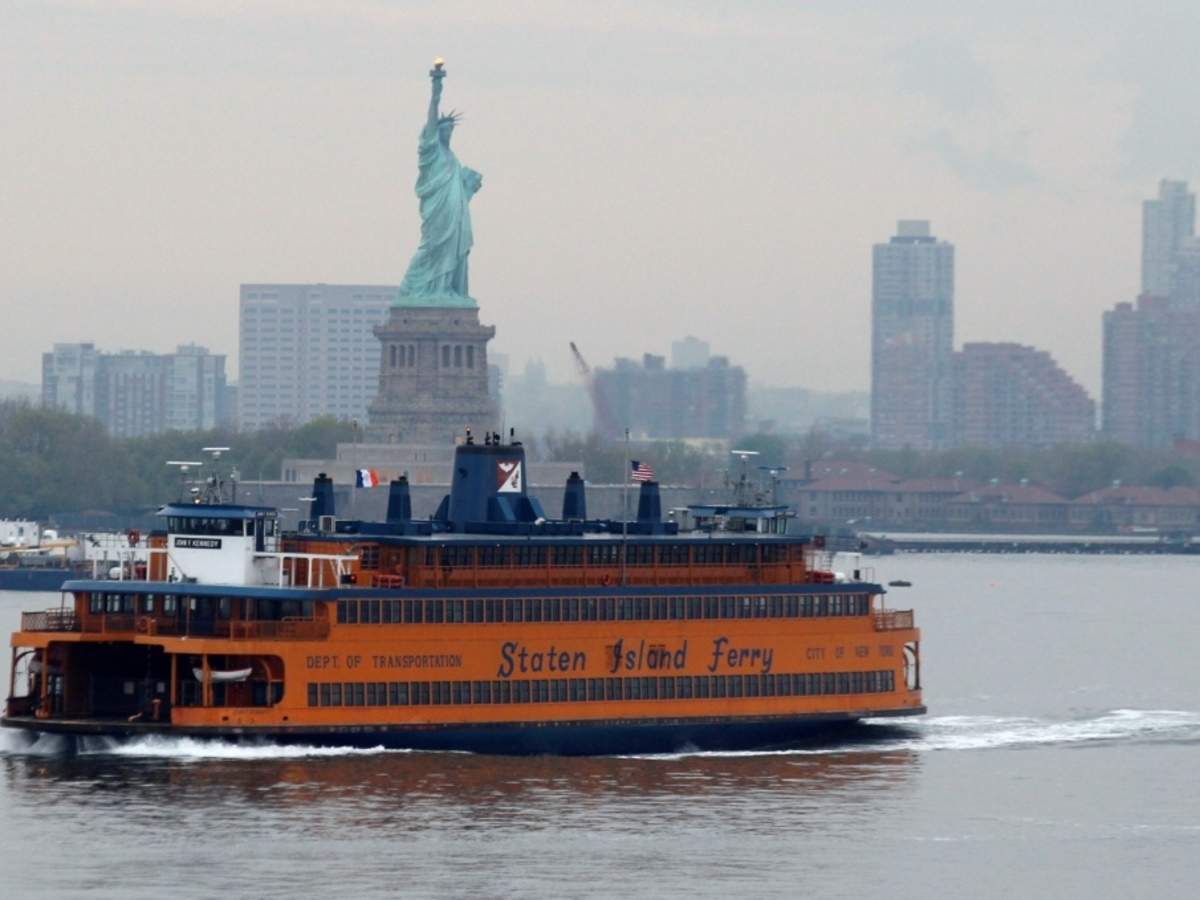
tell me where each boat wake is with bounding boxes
[627,708,1200,759]
[856,708,1200,753]
[2,709,1196,761]
[0,730,408,760]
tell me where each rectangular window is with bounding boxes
[330,683,342,705]
[320,683,332,706]
[307,684,318,706]
[366,683,378,705]
[606,678,620,701]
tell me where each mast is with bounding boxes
[621,427,629,586]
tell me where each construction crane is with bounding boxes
[569,342,619,439]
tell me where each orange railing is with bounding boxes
[874,609,914,631]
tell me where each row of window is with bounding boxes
[425,542,795,568]
[336,593,873,625]
[88,593,314,621]
[307,670,897,708]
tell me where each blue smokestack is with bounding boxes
[310,473,336,522]
[446,433,544,529]
[386,476,412,523]
[562,471,587,520]
[636,481,662,523]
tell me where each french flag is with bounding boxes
[355,468,381,488]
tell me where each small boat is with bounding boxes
[888,579,913,587]
[192,667,253,683]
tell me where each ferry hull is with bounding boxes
[2,708,924,756]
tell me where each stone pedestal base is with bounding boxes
[368,304,497,445]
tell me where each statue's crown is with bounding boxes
[438,109,463,127]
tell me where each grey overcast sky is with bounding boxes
[3,1,1198,395]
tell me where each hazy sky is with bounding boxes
[3,1,1199,395]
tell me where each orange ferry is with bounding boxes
[3,434,923,754]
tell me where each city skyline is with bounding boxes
[3,2,1199,398]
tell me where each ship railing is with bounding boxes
[227,617,330,640]
[20,609,78,632]
[874,609,914,631]
[254,551,359,588]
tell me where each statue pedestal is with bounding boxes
[367,304,498,445]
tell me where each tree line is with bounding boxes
[0,401,353,521]
[6,397,1198,523]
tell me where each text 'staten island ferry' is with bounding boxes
[3,434,923,755]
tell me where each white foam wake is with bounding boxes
[870,708,1200,753]
[3,709,1196,760]
[625,709,1200,760]
[81,735,410,760]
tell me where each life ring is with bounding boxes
[135,616,155,635]
[601,574,613,586]
[127,529,141,547]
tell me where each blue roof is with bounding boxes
[157,503,277,520]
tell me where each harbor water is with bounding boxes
[1,554,1197,899]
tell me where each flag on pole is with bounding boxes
[355,468,381,488]
[630,460,654,482]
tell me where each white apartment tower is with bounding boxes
[1142,179,1196,298]
[871,220,955,451]
[237,284,394,431]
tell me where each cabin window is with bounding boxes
[89,594,103,614]
[478,546,505,566]
[308,684,318,707]
[552,545,582,566]
[142,596,155,614]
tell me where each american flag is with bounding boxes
[630,460,654,482]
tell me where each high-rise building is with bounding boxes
[1102,296,1200,448]
[671,336,711,370]
[238,284,394,430]
[1170,237,1200,306]
[871,220,955,450]
[952,343,1095,448]
[1142,179,1195,298]
[593,352,746,440]
[96,351,169,439]
[41,343,228,437]
[41,342,99,416]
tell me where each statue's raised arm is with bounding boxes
[425,59,445,133]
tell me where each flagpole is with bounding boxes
[621,427,629,587]
[350,419,359,520]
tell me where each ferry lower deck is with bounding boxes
[4,578,923,755]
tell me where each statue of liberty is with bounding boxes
[396,59,483,307]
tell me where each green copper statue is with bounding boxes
[396,59,482,308]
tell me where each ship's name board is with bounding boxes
[496,636,775,678]
[174,537,222,550]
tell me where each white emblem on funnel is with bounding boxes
[497,460,522,493]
